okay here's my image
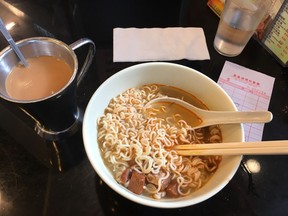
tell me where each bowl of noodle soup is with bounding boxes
[83,62,244,208]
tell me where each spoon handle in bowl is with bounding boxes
[203,110,273,126]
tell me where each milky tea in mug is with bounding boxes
[6,56,73,101]
[213,0,271,57]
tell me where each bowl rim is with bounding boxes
[83,62,244,208]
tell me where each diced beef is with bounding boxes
[120,168,132,184]
[127,159,137,167]
[128,171,145,194]
[146,173,159,185]
[147,170,172,191]
[161,174,172,191]
[166,180,180,198]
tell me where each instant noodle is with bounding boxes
[97,84,222,199]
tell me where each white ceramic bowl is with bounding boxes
[83,62,244,208]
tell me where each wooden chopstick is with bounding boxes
[174,140,288,156]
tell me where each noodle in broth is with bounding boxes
[97,84,222,199]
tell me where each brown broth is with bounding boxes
[6,56,73,100]
[147,84,207,128]
[157,84,208,110]
[149,101,203,128]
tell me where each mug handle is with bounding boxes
[69,38,96,86]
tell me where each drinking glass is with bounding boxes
[213,0,271,57]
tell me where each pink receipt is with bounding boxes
[217,61,275,142]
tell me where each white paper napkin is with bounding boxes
[113,27,210,62]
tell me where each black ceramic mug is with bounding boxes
[0,37,95,140]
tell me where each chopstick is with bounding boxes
[174,140,288,156]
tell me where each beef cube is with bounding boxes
[161,174,172,191]
[166,180,180,198]
[128,171,145,195]
[120,168,132,184]
[147,170,172,191]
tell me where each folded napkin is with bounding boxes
[113,27,210,62]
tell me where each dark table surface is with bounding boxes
[1,1,288,216]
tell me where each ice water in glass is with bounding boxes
[214,0,271,57]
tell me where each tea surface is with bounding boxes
[6,56,73,100]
